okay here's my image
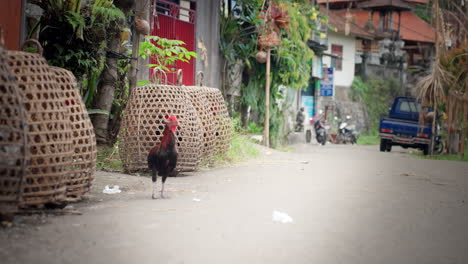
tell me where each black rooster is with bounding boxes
[147,115,178,199]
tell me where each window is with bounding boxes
[398,100,420,113]
[331,44,343,71]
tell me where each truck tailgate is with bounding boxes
[380,117,431,137]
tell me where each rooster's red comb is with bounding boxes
[167,115,178,122]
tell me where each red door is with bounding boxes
[0,0,23,50]
[151,0,196,86]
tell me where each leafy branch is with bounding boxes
[138,36,197,80]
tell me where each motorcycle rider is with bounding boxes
[295,107,305,132]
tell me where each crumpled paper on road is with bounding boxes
[103,185,122,194]
[272,210,293,223]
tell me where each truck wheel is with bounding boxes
[423,145,430,155]
[306,130,311,143]
[380,139,387,152]
[386,144,392,152]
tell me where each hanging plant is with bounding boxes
[255,50,268,63]
[258,3,290,31]
[258,29,279,48]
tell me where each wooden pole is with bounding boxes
[128,30,141,96]
[129,0,150,96]
[431,98,437,155]
[264,48,271,147]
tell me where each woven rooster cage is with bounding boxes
[50,67,97,199]
[7,41,73,206]
[120,84,203,173]
[202,87,232,155]
[185,86,216,161]
[0,43,28,214]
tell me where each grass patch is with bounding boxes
[204,133,261,167]
[357,134,380,145]
[411,146,468,162]
[411,153,468,162]
[96,145,123,171]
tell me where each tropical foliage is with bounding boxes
[220,0,326,147]
[351,77,402,132]
[32,0,198,145]
[37,0,124,79]
[138,36,197,85]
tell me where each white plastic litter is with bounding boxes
[103,185,121,194]
[272,210,293,223]
[192,198,201,202]
[250,135,263,143]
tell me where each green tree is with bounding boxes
[220,0,323,147]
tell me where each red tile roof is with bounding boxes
[347,10,435,43]
[327,10,375,39]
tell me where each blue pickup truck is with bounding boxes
[379,97,433,155]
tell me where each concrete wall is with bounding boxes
[322,32,356,88]
[195,0,221,88]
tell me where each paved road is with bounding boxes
[1,144,467,264]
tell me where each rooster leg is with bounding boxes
[160,176,167,199]
[152,171,157,199]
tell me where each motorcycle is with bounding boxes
[336,116,358,144]
[314,117,328,145]
[306,114,328,145]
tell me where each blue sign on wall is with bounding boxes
[320,68,334,97]
[302,96,315,120]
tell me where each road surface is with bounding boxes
[1,144,467,264]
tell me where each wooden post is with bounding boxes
[430,99,437,155]
[264,48,271,147]
[129,0,150,96]
[128,28,141,96]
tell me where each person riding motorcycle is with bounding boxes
[295,107,305,132]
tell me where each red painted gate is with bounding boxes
[151,0,196,85]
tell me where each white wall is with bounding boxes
[322,32,356,88]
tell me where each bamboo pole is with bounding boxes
[264,48,271,147]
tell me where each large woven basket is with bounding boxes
[7,43,73,206]
[50,67,97,199]
[0,44,28,214]
[120,84,203,173]
[185,86,216,161]
[202,87,232,155]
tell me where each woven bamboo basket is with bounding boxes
[202,87,232,155]
[185,86,216,161]
[0,42,28,214]
[7,41,73,206]
[50,67,97,199]
[120,84,203,173]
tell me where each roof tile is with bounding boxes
[348,10,435,42]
